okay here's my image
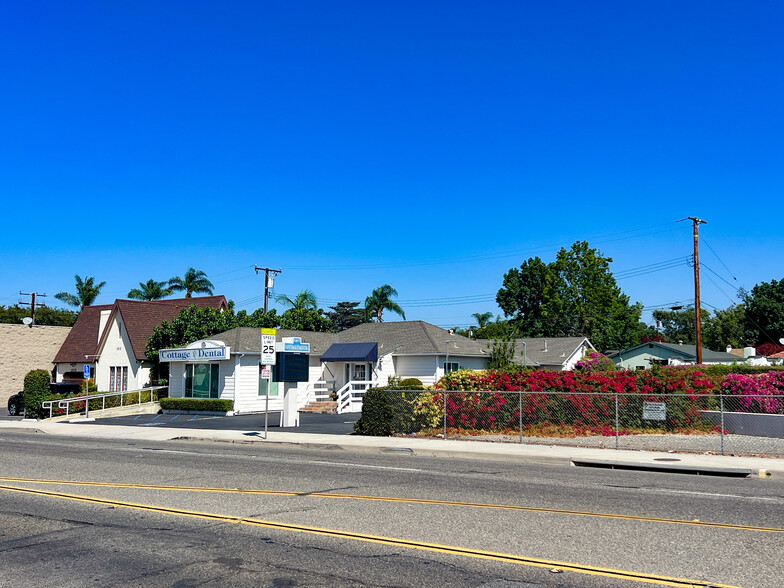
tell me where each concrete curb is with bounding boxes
[2,420,782,477]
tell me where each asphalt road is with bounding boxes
[1,430,782,587]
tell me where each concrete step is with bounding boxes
[300,401,338,414]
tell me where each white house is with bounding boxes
[53,296,228,391]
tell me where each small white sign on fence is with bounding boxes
[643,401,667,421]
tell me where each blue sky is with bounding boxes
[1,1,782,328]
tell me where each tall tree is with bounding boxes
[55,275,106,309]
[127,279,173,301]
[168,268,214,298]
[365,285,405,323]
[275,289,317,311]
[496,256,549,337]
[496,242,644,351]
[471,311,494,329]
[743,278,784,345]
[540,242,643,350]
[651,306,706,345]
[0,305,78,326]
[703,304,746,350]
[325,301,369,331]
[279,307,333,332]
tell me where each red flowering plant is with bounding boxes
[433,365,726,437]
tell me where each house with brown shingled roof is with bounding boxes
[53,296,227,391]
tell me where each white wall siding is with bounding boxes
[97,316,143,391]
[396,355,440,386]
[234,355,285,414]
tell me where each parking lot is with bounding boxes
[69,412,360,435]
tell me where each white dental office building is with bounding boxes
[159,321,598,415]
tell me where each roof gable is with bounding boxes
[512,337,594,367]
[53,304,114,363]
[85,296,228,362]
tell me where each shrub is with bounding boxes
[22,369,52,419]
[574,351,616,372]
[400,378,423,388]
[353,387,395,436]
[159,398,234,412]
[354,387,438,436]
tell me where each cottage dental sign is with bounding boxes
[160,346,229,362]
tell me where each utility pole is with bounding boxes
[687,217,707,364]
[19,291,47,326]
[254,266,281,313]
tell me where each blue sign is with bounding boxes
[83,364,90,379]
[276,336,311,353]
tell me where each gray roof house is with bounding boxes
[512,337,594,371]
[159,322,600,415]
[608,341,741,370]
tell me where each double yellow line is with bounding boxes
[1,475,780,534]
[0,478,751,587]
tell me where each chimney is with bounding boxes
[448,329,454,335]
[726,345,732,354]
[543,340,548,352]
[743,346,756,359]
[99,310,111,342]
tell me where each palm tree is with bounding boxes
[365,284,405,323]
[55,275,106,309]
[127,279,173,301]
[472,311,494,329]
[168,268,214,298]
[275,289,317,311]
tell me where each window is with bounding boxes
[109,367,128,391]
[185,364,219,398]
[443,362,460,373]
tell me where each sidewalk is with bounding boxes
[3,419,782,477]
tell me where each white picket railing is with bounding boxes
[336,380,379,414]
[299,380,332,409]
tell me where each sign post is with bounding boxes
[260,329,277,438]
[83,364,91,419]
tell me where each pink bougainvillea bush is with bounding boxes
[722,372,784,414]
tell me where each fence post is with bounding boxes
[519,391,523,444]
[614,393,619,450]
[720,394,725,456]
[443,391,447,440]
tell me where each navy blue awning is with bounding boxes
[321,342,378,363]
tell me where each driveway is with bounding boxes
[77,411,361,435]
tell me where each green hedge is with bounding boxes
[22,370,52,419]
[354,388,435,436]
[159,398,234,412]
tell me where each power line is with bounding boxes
[284,222,682,271]
[702,239,738,282]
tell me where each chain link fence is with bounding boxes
[375,390,784,457]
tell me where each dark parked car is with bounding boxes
[7,382,83,416]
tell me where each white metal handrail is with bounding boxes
[41,386,167,419]
[336,380,379,414]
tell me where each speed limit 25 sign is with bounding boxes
[261,328,276,365]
